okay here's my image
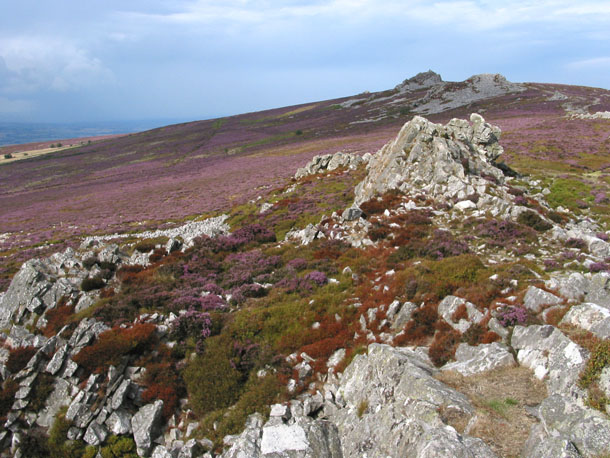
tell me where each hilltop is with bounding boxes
[0,72,610,457]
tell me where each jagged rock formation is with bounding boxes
[354,113,505,206]
[223,344,497,458]
[394,70,443,92]
[413,73,525,115]
[3,110,610,457]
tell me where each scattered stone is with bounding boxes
[523,286,562,313]
[106,409,133,435]
[437,296,484,333]
[84,421,108,446]
[442,342,515,375]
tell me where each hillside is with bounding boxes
[1,71,610,291]
[1,72,610,457]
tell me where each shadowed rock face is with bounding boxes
[354,114,505,206]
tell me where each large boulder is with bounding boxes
[221,411,342,458]
[524,395,610,457]
[523,286,562,313]
[354,114,505,206]
[560,303,610,339]
[585,273,610,309]
[511,325,588,400]
[329,344,496,457]
[132,400,164,456]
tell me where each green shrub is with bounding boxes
[82,256,98,269]
[48,409,88,458]
[357,400,369,418]
[0,378,18,421]
[134,240,157,253]
[183,336,243,416]
[100,435,138,458]
[202,374,284,445]
[29,373,55,411]
[19,428,50,457]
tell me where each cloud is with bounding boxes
[116,0,610,32]
[567,56,610,69]
[0,36,114,94]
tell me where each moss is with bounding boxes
[357,400,369,418]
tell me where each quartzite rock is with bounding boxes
[511,325,588,400]
[523,286,562,313]
[560,302,610,339]
[354,114,505,206]
[441,342,515,376]
[132,400,164,456]
[437,296,485,333]
[330,343,496,457]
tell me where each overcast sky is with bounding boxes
[1,0,609,123]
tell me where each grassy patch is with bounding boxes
[546,178,592,210]
[437,366,547,457]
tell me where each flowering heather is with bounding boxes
[565,238,587,249]
[497,306,528,327]
[304,270,328,286]
[543,259,560,271]
[171,290,226,312]
[171,308,212,343]
[475,219,536,250]
[589,262,610,273]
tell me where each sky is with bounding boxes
[1,0,609,124]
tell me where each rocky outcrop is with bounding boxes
[354,114,505,206]
[221,405,342,458]
[294,152,366,179]
[395,70,443,92]
[413,74,525,115]
[81,214,230,250]
[523,395,610,457]
[560,302,610,339]
[327,344,496,457]
[0,257,78,328]
[511,325,588,401]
